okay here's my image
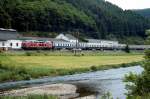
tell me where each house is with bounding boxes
[56,34,78,43]
[0,28,22,50]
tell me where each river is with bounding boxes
[0,66,143,99]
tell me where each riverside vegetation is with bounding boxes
[0,95,57,99]
[124,30,150,98]
[0,51,144,82]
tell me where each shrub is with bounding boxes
[25,52,32,56]
[124,31,150,96]
[90,66,98,71]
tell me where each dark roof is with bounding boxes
[65,34,77,40]
[0,28,20,40]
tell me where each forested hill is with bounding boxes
[0,0,150,40]
[133,8,150,18]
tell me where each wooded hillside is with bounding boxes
[0,0,150,41]
[134,8,150,18]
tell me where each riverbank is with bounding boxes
[0,66,144,99]
[2,84,77,99]
[1,83,97,99]
[0,52,144,82]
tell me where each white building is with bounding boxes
[7,40,22,49]
[0,28,22,50]
[56,34,78,43]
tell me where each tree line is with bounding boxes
[0,0,150,41]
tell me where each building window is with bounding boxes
[2,42,5,46]
[10,43,13,46]
[16,43,19,47]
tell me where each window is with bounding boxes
[10,43,13,46]
[2,42,5,46]
[16,43,19,47]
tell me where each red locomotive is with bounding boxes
[22,40,53,50]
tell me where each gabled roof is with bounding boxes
[65,34,77,40]
[0,28,20,41]
[86,39,102,43]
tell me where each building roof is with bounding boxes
[65,34,77,40]
[0,28,20,41]
[86,39,102,43]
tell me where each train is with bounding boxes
[21,39,150,51]
[22,40,53,50]
[21,39,122,50]
[1,28,149,51]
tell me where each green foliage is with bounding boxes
[124,30,150,96]
[100,92,113,99]
[0,7,11,28]
[0,0,149,40]
[119,36,145,45]
[127,94,150,99]
[0,95,57,99]
[134,8,150,18]
[90,66,98,71]
[0,62,31,82]
[145,29,150,44]
[124,45,130,53]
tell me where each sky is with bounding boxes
[105,0,150,10]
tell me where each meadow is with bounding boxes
[0,51,144,82]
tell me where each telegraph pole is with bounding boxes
[74,31,79,56]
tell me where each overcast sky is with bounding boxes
[105,0,150,10]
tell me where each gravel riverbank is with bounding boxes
[2,84,79,99]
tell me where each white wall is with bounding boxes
[7,40,22,49]
[0,41,9,48]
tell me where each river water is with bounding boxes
[0,66,143,99]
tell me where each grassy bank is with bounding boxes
[0,52,144,82]
[0,50,144,56]
[0,95,57,99]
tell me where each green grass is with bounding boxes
[0,95,57,99]
[0,51,144,82]
[5,55,143,69]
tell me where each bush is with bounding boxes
[124,44,130,53]
[25,52,32,56]
[0,95,57,99]
[90,66,98,71]
[124,31,150,96]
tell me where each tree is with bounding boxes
[0,7,11,28]
[124,44,130,53]
[124,30,150,96]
